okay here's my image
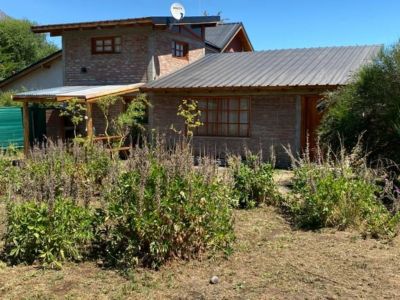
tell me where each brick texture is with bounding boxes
[63,26,206,85]
[150,94,298,167]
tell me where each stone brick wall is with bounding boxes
[63,27,151,85]
[149,93,300,167]
[152,30,205,78]
[63,26,206,86]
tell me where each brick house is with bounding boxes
[10,15,380,165]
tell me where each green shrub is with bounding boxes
[229,155,278,209]
[286,147,400,239]
[96,144,235,269]
[4,198,95,268]
[319,43,400,164]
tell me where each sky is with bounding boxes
[1,0,400,50]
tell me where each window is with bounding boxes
[172,40,189,58]
[195,98,250,137]
[92,37,121,54]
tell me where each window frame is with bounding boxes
[91,36,122,54]
[194,97,251,138]
[172,40,189,59]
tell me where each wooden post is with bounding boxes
[86,102,93,140]
[22,101,30,157]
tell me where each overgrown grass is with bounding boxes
[228,152,279,209]
[284,143,400,239]
[0,138,235,269]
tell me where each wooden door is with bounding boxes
[301,96,323,156]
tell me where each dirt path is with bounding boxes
[0,205,400,299]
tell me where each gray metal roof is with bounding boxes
[205,23,242,50]
[13,84,143,101]
[144,45,382,90]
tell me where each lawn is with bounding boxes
[1,203,399,299]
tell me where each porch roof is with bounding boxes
[12,83,144,102]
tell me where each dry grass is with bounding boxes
[1,201,400,299]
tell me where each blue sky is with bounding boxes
[1,0,399,50]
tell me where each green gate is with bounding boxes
[0,107,23,149]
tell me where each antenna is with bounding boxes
[170,3,186,21]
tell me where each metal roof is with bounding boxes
[32,16,220,35]
[205,23,242,50]
[0,50,62,88]
[144,45,382,90]
[13,84,144,102]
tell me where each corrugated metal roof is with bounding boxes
[144,45,382,90]
[13,84,144,101]
[205,23,242,50]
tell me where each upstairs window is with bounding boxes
[92,36,121,54]
[195,97,251,137]
[172,40,189,58]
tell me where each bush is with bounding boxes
[319,43,400,164]
[96,142,235,269]
[6,142,113,203]
[4,198,95,268]
[285,146,400,239]
[229,154,278,209]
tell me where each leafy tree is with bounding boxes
[319,43,400,164]
[0,18,58,80]
[97,95,121,137]
[113,93,150,147]
[59,98,86,138]
[0,91,20,107]
[173,99,203,138]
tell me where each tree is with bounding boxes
[319,43,400,164]
[112,93,150,148]
[59,98,86,138]
[0,18,58,80]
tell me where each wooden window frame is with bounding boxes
[172,40,189,59]
[194,97,251,137]
[91,36,122,54]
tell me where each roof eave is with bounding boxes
[141,84,342,93]
[0,50,62,89]
[31,16,220,36]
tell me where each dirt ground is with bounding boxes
[0,203,400,299]
[0,171,400,299]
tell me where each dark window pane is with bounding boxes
[221,111,228,123]
[208,111,217,122]
[229,111,238,123]
[220,123,228,136]
[229,124,238,136]
[240,98,249,109]
[240,124,249,137]
[230,99,239,110]
[208,100,217,110]
[240,111,248,123]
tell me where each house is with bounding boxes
[10,15,380,165]
[0,50,63,92]
[142,45,381,165]
[0,20,250,93]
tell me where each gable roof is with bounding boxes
[0,50,62,89]
[143,45,382,90]
[205,22,253,51]
[32,16,220,36]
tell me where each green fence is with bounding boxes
[0,107,23,149]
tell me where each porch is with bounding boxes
[12,84,144,155]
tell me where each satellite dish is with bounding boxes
[170,3,185,21]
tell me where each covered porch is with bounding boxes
[12,83,144,156]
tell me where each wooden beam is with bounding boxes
[22,102,30,157]
[86,102,93,140]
